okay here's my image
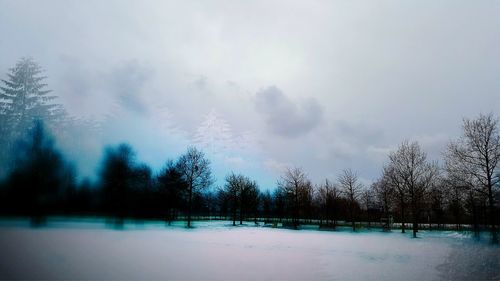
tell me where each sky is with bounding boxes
[1,0,499,188]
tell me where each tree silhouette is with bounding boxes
[157,160,188,223]
[428,178,445,230]
[220,173,260,225]
[100,143,136,222]
[273,188,286,223]
[130,163,154,218]
[317,179,336,227]
[223,173,244,226]
[372,176,394,230]
[4,119,75,224]
[387,141,438,238]
[241,179,260,224]
[278,167,310,229]
[383,164,408,233]
[338,169,362,231]
[361,187,375,228]
[261,190,273,223]
[176,146,213,227]
[0,99,497,236]
[446,113,500,243]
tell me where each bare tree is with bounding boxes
[446,113,500,242]
[157,160,187,224]
[446,180,466,230]
[372,175,394,230]
[301,180,315,224]
[317,179,339,227]
[277,167,310,229]
[221,173,260,225]
[428,177,446,229]
[241,179,260,224]
[223,173,244,226]
[338,169,362,231]
[261,190,273,222]
[383,165,407,232]
[361,187,375,228]
[176,146,213,227]
[443,161,485,235]
[387,141,438,238]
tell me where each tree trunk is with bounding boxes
[232,205,236,226]
[486,156,498,243]
[333,207,337,228]
[351,202,355,231]
[187,183,193,228]
[471,195,480,237]
[488,192,498,243]
[384,198,390,230]
[401,202,406,233]
[412,221,418,238]
[367,212,371,228]
[412,201,418,238]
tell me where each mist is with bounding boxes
[0,0,498,186]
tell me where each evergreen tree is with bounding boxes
[0,58,65,176]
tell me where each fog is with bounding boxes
[1,0,499,186]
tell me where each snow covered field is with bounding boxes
[0,219,498,280]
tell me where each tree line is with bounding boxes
[0,58,499,243]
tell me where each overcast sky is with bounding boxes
[1,0,499,188]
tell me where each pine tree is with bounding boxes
[0,58,65,176]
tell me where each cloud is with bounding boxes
[263,158,289,175]
[1,1,499,186]
[224,156,246,168]
[254,86,323,138]
[191,75,208,91]
[55,58,154,118]
[413,133,450,162]
[108,61,154,115]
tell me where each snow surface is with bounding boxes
[0,219,499,280]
